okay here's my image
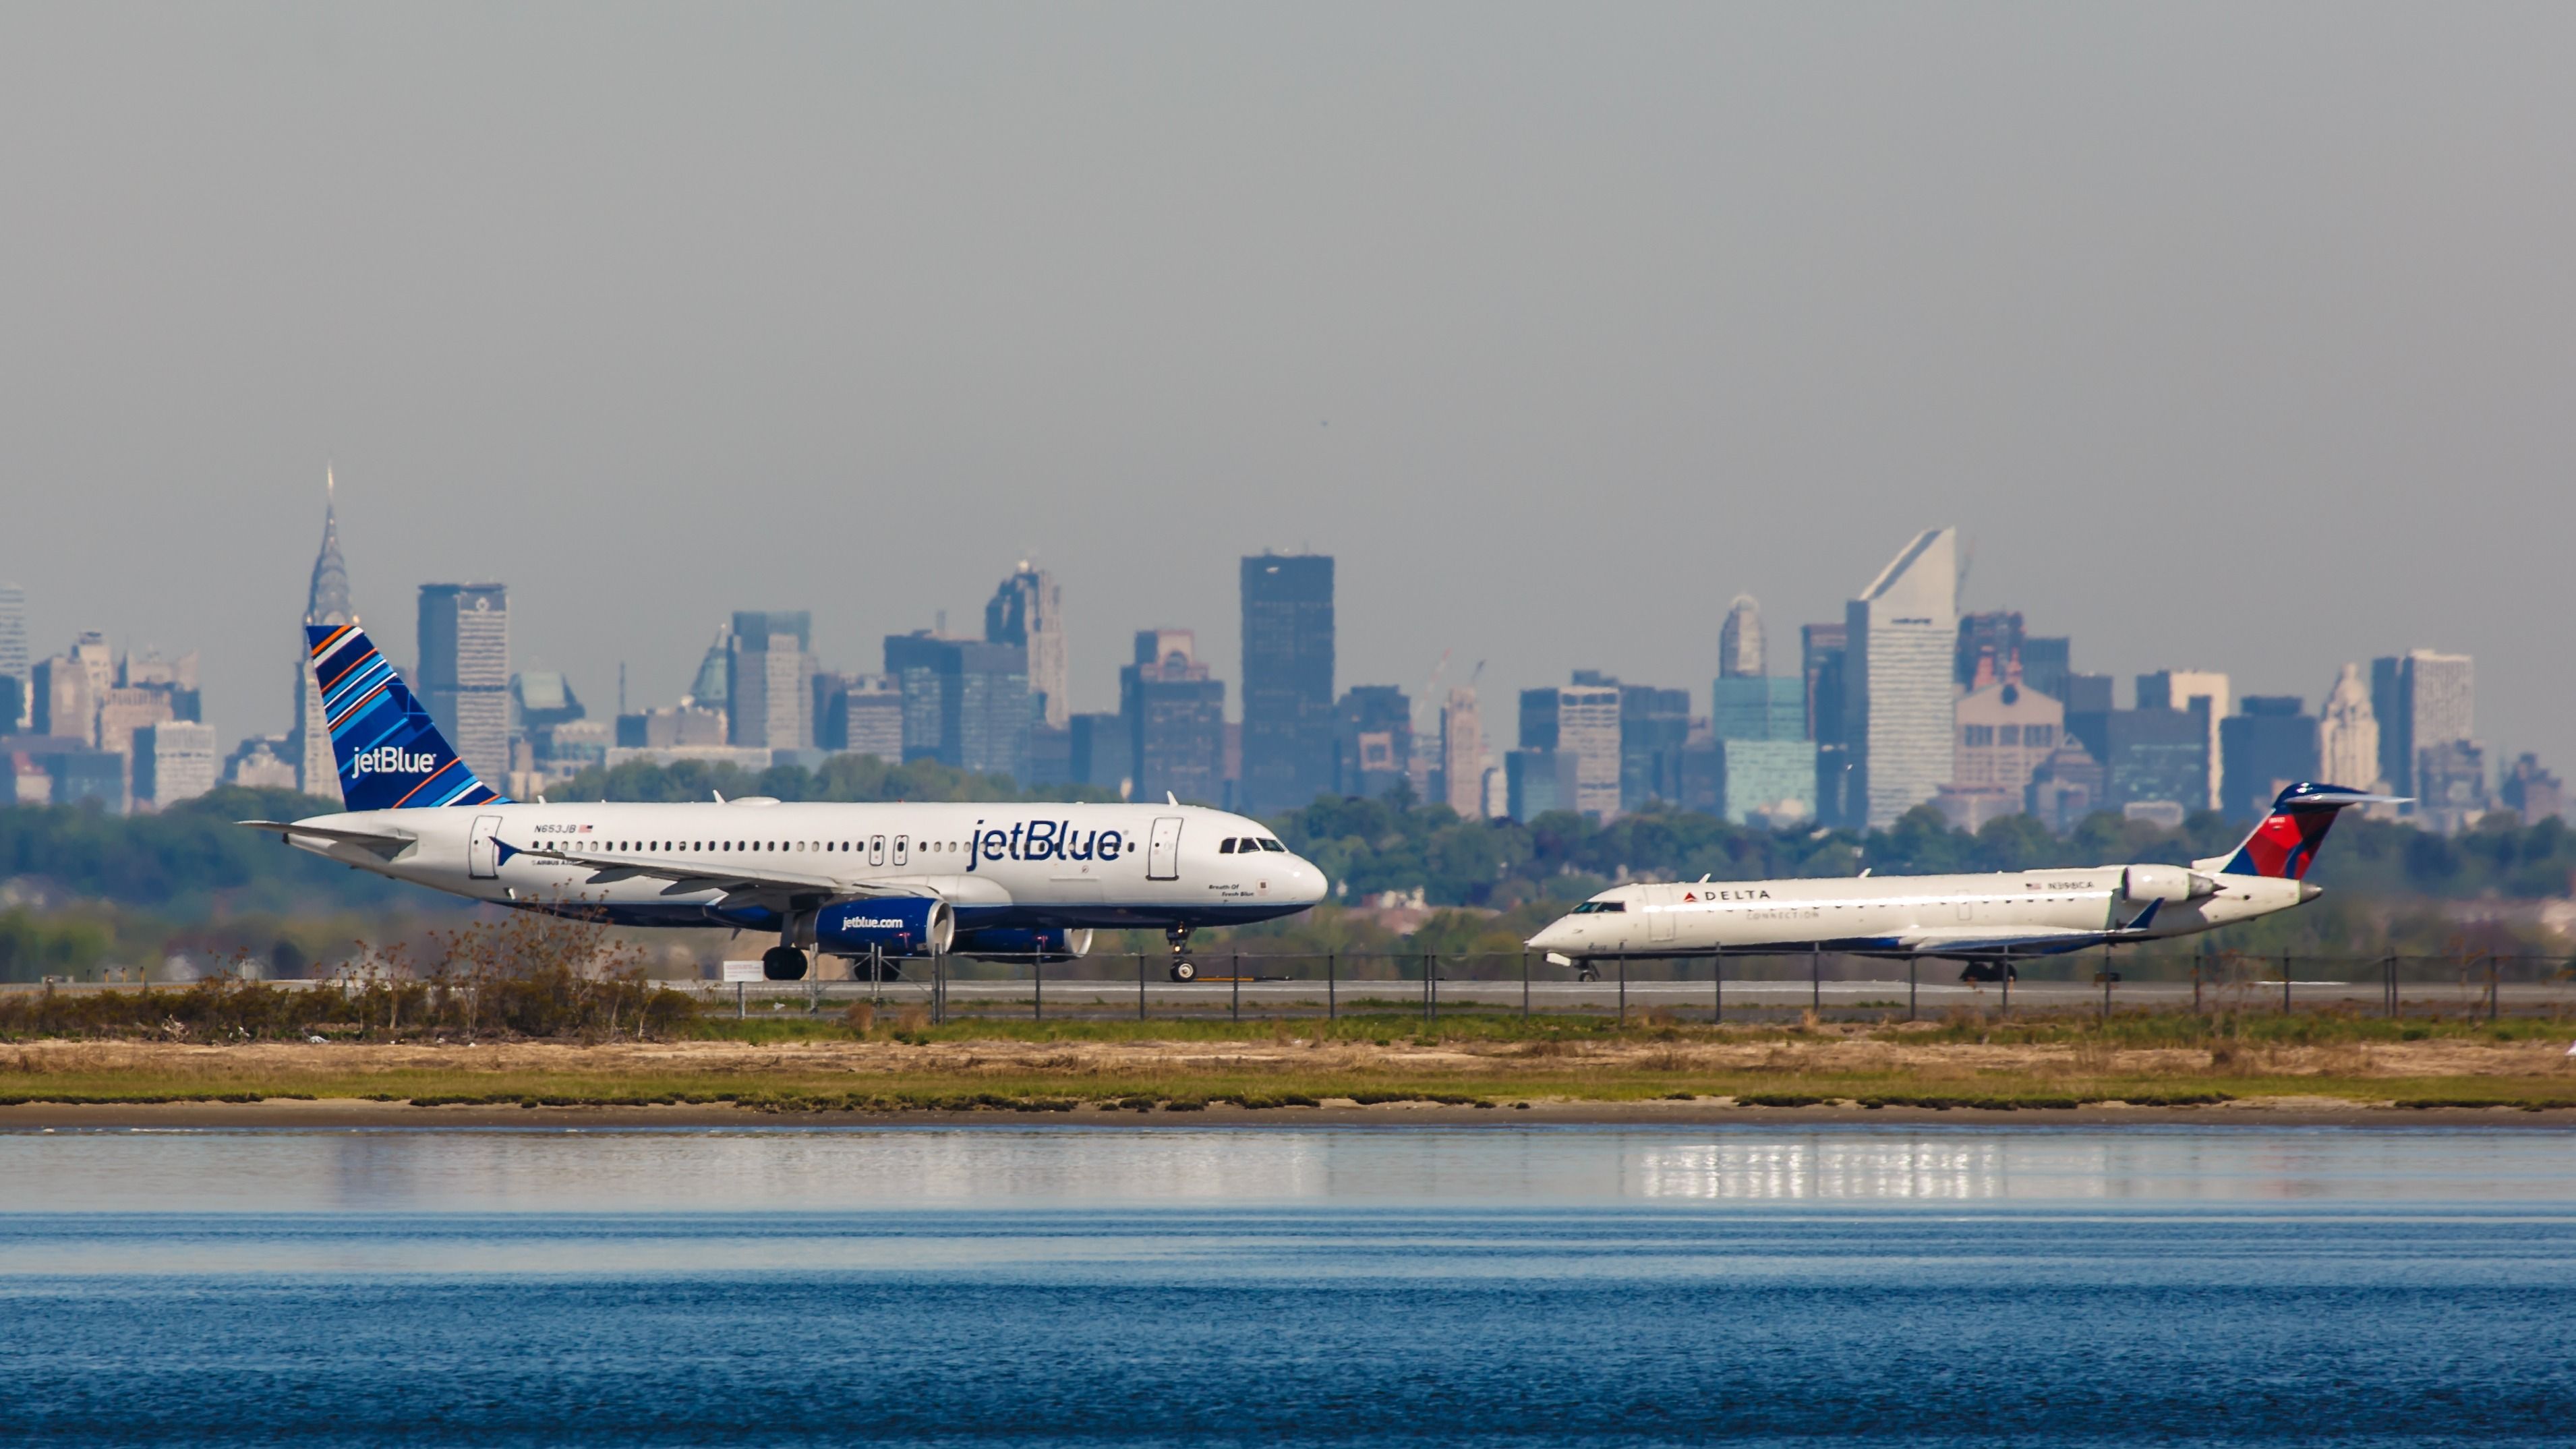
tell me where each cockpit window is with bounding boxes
[1257,837,1287,852]
[1219,839,1238,854]
[1570,899,1627,914]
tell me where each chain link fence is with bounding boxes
[677,949,2576,1025]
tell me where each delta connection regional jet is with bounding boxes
[1525,783,2398,971]
[241,624,1325,980]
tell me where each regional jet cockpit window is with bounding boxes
[1570,900,1627,914]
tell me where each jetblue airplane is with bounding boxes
[243,623,1326,980]
[1525,783,2399,970]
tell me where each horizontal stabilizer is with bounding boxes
[237,820,415,857]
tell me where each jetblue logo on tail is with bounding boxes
[306,622,506,812]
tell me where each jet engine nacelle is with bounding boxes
[816,897,954,958]
[2121,864,2220,904]
[952,927,1094,963]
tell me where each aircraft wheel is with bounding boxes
[1169,961,1198,982]
[762,946,809,982]
[1577,965,1600,982]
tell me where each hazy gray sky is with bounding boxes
[5,4,2571,771]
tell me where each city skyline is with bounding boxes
[0,499,2543,823]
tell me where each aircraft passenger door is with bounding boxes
[892,834,908,866]
[1649,887,1676,943]
[870,835,886,867]
[468,815,503,879]
[1146,817,1183,881]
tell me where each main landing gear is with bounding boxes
[762,945,809,981]
[1167,925,1197,982]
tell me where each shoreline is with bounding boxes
[7,1096,2575,1130]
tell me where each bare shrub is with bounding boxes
[842,1002,877,1036]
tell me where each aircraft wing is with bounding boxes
[237,820,416,859]
[506,840,950,905]
[1894,926,2102,957]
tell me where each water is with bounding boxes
[4,1125,2573,1446]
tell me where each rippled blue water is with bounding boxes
[3,1125,2571,1446]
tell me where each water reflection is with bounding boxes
[4,1125,2570,1218]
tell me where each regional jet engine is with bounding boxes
[2120,864,2220,904]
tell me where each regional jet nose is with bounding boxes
[1526,915,1578,952]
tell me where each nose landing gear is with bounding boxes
[1167,925,1196,982]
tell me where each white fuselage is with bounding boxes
[1525,864,2316,960]
[280,799,1326,937]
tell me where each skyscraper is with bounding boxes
[417,584,510,788]
[1954,610,2024,689]
[2019,636,2072,705]
[884,632,1030,779]
[1801,621,1851,827]
[726,611,815,752]
[2318,663,2380,788]
[2219,697,2320,821]
[294,471,353,796]
[1440,686,1484,817]
[1333,684,1414,800]
[687,625,731,714]
[0,583,26,730]
[2371,650,2474,800]
[985,562,1067,730]
[134,721,218,810]
[1616,683,1691,809]
[2137,670,2229,810]
[1123,630,1225,804]
[1801,623,1848,744]
[1845,527,1958,829]
[1239,553,1335,813]
[1718,595,1765,678]
[1521,678,1622,822]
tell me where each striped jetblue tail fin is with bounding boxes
[305,623,506,811]
[2203,782,2405,879]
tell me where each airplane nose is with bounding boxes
[1290,858,1328,904]
[1527,918,1573,951]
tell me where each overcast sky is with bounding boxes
[4,3,2570,771]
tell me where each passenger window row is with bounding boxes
[587,838,969,856]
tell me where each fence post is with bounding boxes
[2490,955,2500,1023]
[1908,955,1916,1022]
[1327,952,1337,1022]
[1521,949,1530,1019]
[2386,954,2397,1019]
[1811,945,1821,1015]
[1617,953,1627,1025]
[2192,951,2202,1015]
[1137,954,1146,1022]
[1033,955,1043,1023]
[736,980,745,1020]
[2281,950,2291,1016]
[1232,952,1241,1024]
[2001,960,2010,1018]
[934,952,945,1026]
[1713,945,1724,1026]
[1428,953,1439,1027]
